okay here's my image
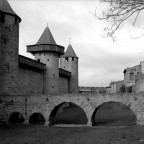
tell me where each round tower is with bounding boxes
[27,26,64,94]
[0,0,21,95]
[60,44,78,93]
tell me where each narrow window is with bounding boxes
[130,72,134,80]
[72,57,74,61]
[1,13,5,23]
[37,59,40,62]
[65,57,68,61]
[2,36,8,45]
[15,18,17,25]
[4,38,7,44]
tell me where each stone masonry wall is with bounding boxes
[0,14,19,95]
[18,67,44,95]
[58,76,69,94]
[135,74,144,93]
[1,93,144,126]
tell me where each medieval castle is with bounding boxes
[2,0,144,127]
[0,0,78,96]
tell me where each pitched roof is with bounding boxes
[36,27,56,45]
[0,0,21,21]
[61,44,77,58]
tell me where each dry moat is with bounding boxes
[1,102,142,144]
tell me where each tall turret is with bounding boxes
[60,44,78,93]
[27,26,64,94]
[0,0,21,95]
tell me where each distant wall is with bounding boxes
[110,83,116,93]
[124,65,141,87]
[59,76,69,94]
[135,74,144,93]
[116,81,124,93]
[140,61,144,74]
[18,67,44,95]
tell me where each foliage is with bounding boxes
[97,0,144,38]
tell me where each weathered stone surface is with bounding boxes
[18,67,44,95]
[0,14,20,95]
[1,93,144,126]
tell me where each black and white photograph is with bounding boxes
[1,0,144,143]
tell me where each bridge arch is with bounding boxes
[29,113,45,125]
[49,101,88,126]
[8,112,25,124]
[91,101,137,126]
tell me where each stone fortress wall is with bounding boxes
[0,0,78,96]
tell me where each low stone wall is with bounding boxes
[0,93,144,126]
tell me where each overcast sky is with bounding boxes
[9,0,144,87]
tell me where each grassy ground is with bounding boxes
[1,124,144,144]
[1,102,139,144]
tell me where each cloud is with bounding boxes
[10,0,144,87]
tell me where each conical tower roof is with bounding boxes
[36,27,56,45]
[27,26,64,55]
[61,44,77,58]
[0,0,21,21]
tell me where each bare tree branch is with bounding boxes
[97,0,144,38]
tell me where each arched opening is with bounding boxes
[91,102,136,126]
[29,113,45,125]
[49,102,88,126]
[9,112,24,124]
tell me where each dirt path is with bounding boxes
[1,124,144,144]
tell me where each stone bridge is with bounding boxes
[1,93,144,126]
